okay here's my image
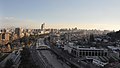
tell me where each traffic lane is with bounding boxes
[31,50,46,68]
[31,38,52,68]
[30,46,46,68]
[40,50,71,68]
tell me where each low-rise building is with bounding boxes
[64,42,108,57]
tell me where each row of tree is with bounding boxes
[107,30,120,41]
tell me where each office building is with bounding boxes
[15,28,21,38]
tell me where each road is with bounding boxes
[40,50,70,68]
[30,38,71,68]
[30,45,48,68]
[0,53,12,68]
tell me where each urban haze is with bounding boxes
[0,0,120,68]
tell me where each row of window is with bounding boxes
[71,49,108,57]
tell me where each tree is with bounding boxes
[89,34,94,42]
[20,47,30,61]
[4,58,13,68]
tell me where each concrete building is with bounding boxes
[15,28,21,38]
[0,33,10,44]
[71,47,108,57]
[107,46,120,58]
[64,43,108,57]
[41,23,45,31]
[0,29,6,33]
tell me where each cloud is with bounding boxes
[46,23,120,31]
[0,17,120,31]
[0,17,41,29]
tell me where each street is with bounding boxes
[30,38,70,68]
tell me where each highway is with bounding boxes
[30,45,47,68]
[30,38,70,68]
[40,50,70,68]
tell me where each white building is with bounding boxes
[64,42,108,57]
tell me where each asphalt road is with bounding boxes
[31,38,71,68]
[30,45,47,68]
[40,50,71,68]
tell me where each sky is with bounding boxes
[0,0,120,30]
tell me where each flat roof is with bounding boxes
[108,46,120,50]
[76,48,107,51]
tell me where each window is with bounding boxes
[91,51,94,56]
[2,33,5,39]
[104,52,107,56]
[98,51,101,56]
[79,52,82,56]
[86,51,88,56]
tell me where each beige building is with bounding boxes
[0,32,10,44]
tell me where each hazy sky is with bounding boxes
[0,0,120,30]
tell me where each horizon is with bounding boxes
[0,0,120,31]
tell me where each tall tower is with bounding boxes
[41,23,45,34]
[41,23,45,31]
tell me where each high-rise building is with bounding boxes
[1,29,6,33]
[41,23,45,31]
[0,32,10,44]
[15,28,21,38]
[1,33,10,41]
[41,23,45,34]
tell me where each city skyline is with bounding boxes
[0,0,120,30]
